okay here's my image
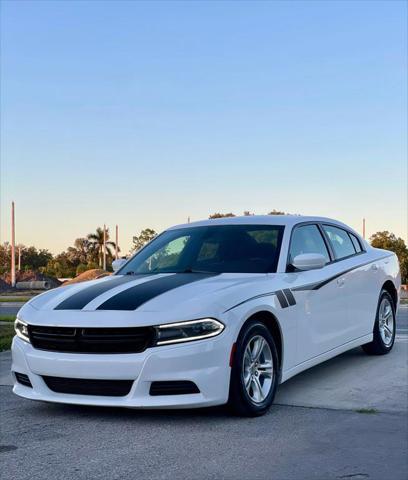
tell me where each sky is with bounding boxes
[0,0,407,254]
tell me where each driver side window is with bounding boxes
[139,235,190,272]
[289,224,330,265]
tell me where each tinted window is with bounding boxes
[138,235,190,272]
[289,225,330,264]
[349,233,362,253]
[322,225,356,259]
[120,225,284,274]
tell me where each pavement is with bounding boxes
[0,302,26,316]
[1,307,407,480]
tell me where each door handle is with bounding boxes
[371,264,378,271]
[337,277,345,287]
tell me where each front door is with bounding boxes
[286,224,353,364]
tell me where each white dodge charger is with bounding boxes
[12,216,400,416]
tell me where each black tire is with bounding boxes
[362,289,396,355]
[228,320,280,417]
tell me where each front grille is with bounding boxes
[14,372,32,388]
[42,376,133,397]
[149,381,200,396]
[28,325,154,354]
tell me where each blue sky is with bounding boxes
[1,0,406,254]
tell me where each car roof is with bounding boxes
[168,215,353,231]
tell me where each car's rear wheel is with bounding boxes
[228,321,279,417]
[362,289,396,355]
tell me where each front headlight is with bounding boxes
[15,318,30,343]
[154,318,224,346]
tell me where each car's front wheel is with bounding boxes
[228,321,279,416]
[362,289,396,355]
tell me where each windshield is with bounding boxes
[119,225,284,275]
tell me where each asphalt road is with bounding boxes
[397,303,408,333]
[1,390,407,480]
[0,302,25,316]
[1,304,407,480]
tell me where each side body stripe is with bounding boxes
[283,289,296,306]
[224,255,392,312]
[292,255,392,292]
[276,290,289,308]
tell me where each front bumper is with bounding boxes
[11,332,232,408]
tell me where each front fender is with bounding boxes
[221,296,295,377]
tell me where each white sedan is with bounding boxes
[12,216,400,416]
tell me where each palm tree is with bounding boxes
[87,227,117,269]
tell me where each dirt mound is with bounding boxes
[1,270,61,289]
[63,269,111,285]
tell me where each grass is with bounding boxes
[354,408,378,414]
[0,323,14,351]
[0,297,31,303]
[400,298,408,305]
[0,315,16,323]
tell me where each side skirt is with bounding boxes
[280,333,373,384]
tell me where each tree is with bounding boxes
[87,227,117,268]
[21,247,53,270]
[73,238,92,264]
[209,213,236,219]
[0,242,10,275]
[268,209,286,215]
[44,252,77,278]
[370,231,408,284]
[131,228,157,253]
[0,243,53,274]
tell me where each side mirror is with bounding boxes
[112,258,127,272]
[291,253,326,271]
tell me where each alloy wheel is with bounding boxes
[242,335,274,403]
[378,297,395,347]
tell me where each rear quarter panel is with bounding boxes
[376,249,401,305]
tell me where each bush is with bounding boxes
[87,262,99,270]
[76,264,88,275]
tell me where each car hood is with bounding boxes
[19,273,278,327]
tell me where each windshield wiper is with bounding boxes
[125,271,152,275]
[178,267,217,274]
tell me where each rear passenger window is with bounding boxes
[349,233,362,253]
[289,225,330,265]
[322,225,356,259]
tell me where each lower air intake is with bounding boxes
[42,376,133,397]
[14,372,32,388]
[149,381,200,396]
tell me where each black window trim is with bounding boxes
[347,231,363,253]
[286,221,366,272]
[320,223,366,264]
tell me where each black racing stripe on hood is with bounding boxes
[54,275,140,310]
[97,273,218,311]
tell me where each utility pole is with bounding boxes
[11,202,16,287]
[18,246,22,271]
[362,218,366,240]
[115,225,119,259]
[103,224,107,271]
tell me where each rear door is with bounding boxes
[321,225,375,339]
